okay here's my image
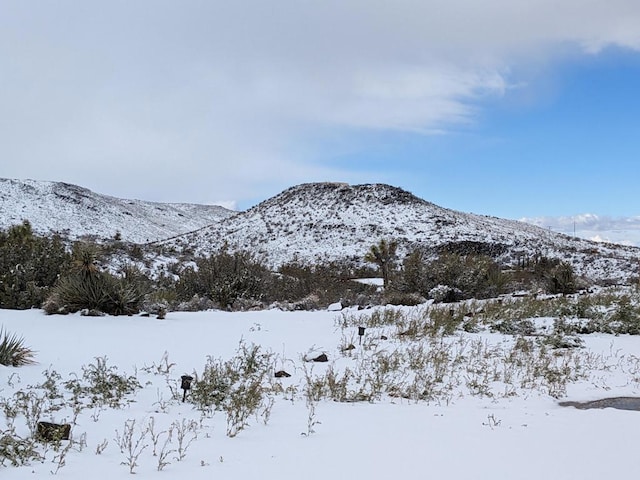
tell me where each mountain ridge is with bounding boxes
[0,178,235,243]
[1,178,638,284]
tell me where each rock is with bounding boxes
[37,422,71,442]
[311,353,328,362]
[275,370,291,378]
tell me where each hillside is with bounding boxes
[159,182,640,283]
[0,178,234,243]
[2,179,638,284]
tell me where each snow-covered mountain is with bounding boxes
[158,182,640,283]
[0,178,234,243]
[2,179,638,283]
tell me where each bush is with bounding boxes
[0,221,71,309]
[44,243,146,315]
[176,249,269,310]
[396,251,506,301]
[277,261,379,308]
[429,284,462,303]
[0,328,36,366]
[545,262,577,295]
[383,290,426,306]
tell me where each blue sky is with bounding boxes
[295,47,640,220]
[1,1,639,239]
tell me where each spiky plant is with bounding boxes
[44,243,145,316]
[0,328,36,366]
[364,239,398,289]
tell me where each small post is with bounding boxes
[180,375,194,402]
[358,326,366,345]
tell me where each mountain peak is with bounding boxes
[251,182,429,214]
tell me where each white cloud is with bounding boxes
[521,214,640,247]
[1,1,640,205]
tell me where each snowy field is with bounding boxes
[2,305,640,479]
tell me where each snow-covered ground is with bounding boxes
[2,306,640,479]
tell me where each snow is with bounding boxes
[353,277,384,286]
[2,306,640,479]
[0,178,234,243]
[327,302,343,311]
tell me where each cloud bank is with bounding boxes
[521,214,640,247]
[1,1,640,206]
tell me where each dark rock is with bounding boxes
[311,353,328,362]
[437,240,508,258]
[37,422,71,442]
[275,370,291,378]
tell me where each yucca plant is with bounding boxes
[44,243,146,316]
[0,328,36,366]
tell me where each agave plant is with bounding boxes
[0,328,36,367]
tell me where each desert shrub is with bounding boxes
[0,221,71,309]
[606,297,640,334]
[510,255,586,293]
[63,356,141,408]
[190,342,274,436]
[383,290,426,306]
[396,251,506,301]
[176,249,270,309]
[277,261,379,308]
[429,284,462,303]
[44,243,146,315]
[429,253,506,299]
[0,328,36,366]
[398,250,430,295]
[0,432,42,467]
[545,262,578,295]
[490,319,536,336]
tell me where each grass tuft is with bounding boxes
[0,328,36,367]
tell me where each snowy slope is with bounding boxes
[159,183,640,283]
[0,178,235,243]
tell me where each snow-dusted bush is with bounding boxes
[429,284,462,303]
[0,221,71,309]
[176,249,268,310]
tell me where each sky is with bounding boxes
[1,1,639,237]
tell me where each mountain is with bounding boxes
[2,179,637,284]
[0,178,234,243]
[158,182,640,283]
